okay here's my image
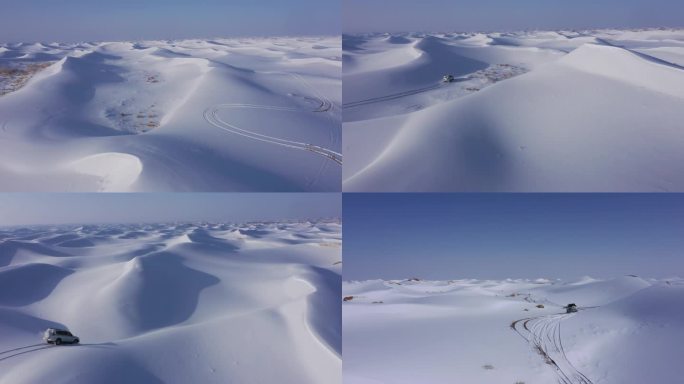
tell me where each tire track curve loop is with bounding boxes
[511,313,594,384]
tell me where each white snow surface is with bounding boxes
[0,220,341,383]
[343,29,684,191]
[343,276,684,384]
[0,37,341,191]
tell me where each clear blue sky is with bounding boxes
[343,194,684,280]
[0,193,340,225]
[0,0,340,43]
[344,0,684,33]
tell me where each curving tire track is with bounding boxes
[203,103,342,166]
[289,73,338,187]
[204,73,342,173]
[511,313,593,384]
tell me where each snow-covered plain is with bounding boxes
[343,29,684,191]
[343,276,684,384]
[0,220,341,383]
[0,37,341,191]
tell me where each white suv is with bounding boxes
[43,328,79,345]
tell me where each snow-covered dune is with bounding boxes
[343,276,683,384]
[0,37,341,191]
[343,29,684,191]
[0,221,341,383]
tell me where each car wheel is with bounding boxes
[55,338,62,345]
[74,339,79,344]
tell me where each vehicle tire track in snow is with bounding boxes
[203,103,342,166]
[0,344,55,362]
[289,72,339,187]
[203,73,342,170]
[343,65,527,110]
[0,343,44,355]
[341,73,489,109]
[511,313,594,384]
[342,83,446,109]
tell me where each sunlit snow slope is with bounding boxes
[343,29,684,191]
[0,37,341,191]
